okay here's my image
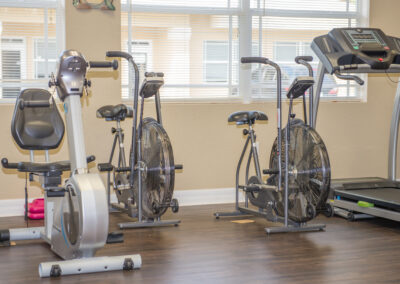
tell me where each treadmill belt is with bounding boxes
[335,188,400,211]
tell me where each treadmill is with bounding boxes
[311,28,400,221]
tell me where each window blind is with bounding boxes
[122,0,368,101]
[250,0,367,99]
[0,0,64,100]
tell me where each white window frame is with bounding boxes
[0,0,65,102]
[122,0,369,103]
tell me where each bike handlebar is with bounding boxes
[106,51,133,61]
[89,60,118,70]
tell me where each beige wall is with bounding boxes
[1,0,400,200]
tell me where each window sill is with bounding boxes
[121,95,366,105]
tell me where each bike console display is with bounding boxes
[311,28,400,73]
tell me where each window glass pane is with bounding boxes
[124,0,240,8]
[2,50,21,79]
[0,5,61,99]
[122,0,365,101]
[252,11,362,99]
[251,0,358,12]
[121,11,238,99]
[205,63,228,82]
[205,42,229,61]
[274,42,297,62]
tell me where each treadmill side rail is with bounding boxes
[331,199,400,222]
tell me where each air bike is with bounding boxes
[215,56,331,234]
[0,50,141,277]
[97,51,182,229]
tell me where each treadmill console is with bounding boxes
[311,28,400,73]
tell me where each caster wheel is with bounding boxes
[347,212,355,221]
[171,198,179,213]
[324,203,334,218]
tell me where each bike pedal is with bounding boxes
[106,231,124,244]
[98,163,113,172]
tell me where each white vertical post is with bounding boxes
[239,0,252,102]
[228,0,233,96]
[358,0,370,27]
[128,0,133,99]
[44,8,49,78]
[56,0,66,57]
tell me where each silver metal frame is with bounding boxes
[1,50,142,277]
[215,62,326,233]
[103,54,180,229]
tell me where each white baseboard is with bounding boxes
[0,188,243,217]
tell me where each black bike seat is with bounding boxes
[96,104,133,121]
[228,111,268,125]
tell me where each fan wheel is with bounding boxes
[134,117,175,219]
[269,119,330,223]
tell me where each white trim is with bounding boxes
[0,188,244,217]
[122,4,239,15]
[0,1,57,9]
[251,9,359,19]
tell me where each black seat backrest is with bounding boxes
[11,89,64,150]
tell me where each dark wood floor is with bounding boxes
[1,204,400,284]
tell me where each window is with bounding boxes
[204,40,258,84]
[0,1,64,100]
[34,39,57,79]
[121,0,368,101]
[204,41,230,83]
[1,38,26,98]
[121,0,240,99]
[250,0,369,99]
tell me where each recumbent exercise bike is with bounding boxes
[97,51,182,229]
[215,56,331,234]
[0,50,141,277]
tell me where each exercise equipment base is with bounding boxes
[215,206,325,234]
[39,254,142,277]
[119,219,181,229]
[265,224,325,234]
[214,210,251,219]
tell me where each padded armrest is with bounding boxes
[2,156,96,173]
